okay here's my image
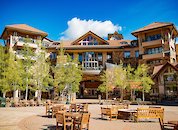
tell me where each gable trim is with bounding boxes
[71,31,109,45]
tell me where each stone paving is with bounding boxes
[0,100,178,130]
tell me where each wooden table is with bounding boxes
[65,112,82,119]
[118,109,137,120]
[168,121,178,130]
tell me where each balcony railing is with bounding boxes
[142,53,163,60]
[12,36,38,48]
[142,39,162,47]
[82,61,103,75]
[82,61,103,70]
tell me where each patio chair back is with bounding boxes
[52,105,65,118]
[70,103,78,112]
[75,113,90,130]
[56,112,73,130]
[80,104,88,113]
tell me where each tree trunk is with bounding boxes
[120,89,124,102]
[19,90,21,100]
[54,86,58,101]
[142,89,145,101]
[25,78,28,101]
[35,90,38,98]
[3,92,6,98]
[13,89,19,98]
[37,90,41,102]
[106,89,108,100]
[130,89,133,101]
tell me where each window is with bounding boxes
[145,47,162,54]
[68,53,73,59]
[50,52,57,60]
[135,50,139,58]
[147,60,161,64]
[98,53,102,61]
[145,34,161,42]
[80,36,99,46]
[107,52,112,60]
[13,32,18,36]
[78,53,83,63]
[124,51,130,58]
[120,41,128,44]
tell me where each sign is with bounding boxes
[129,81,142,89]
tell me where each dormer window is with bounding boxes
[80,35,99,46]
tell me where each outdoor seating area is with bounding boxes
[4,98,46,107]
[100,104,166,123]
[1,100,178,130]
[98,104,178,130]
[44,102,90,130]
[133,107,164,122]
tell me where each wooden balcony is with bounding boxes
[12,36,38,48]
[142,39,162,48]
[82,61,103,75]
[142,53,163,60]
[15,41,38,48]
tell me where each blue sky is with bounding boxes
[0,0,178,44]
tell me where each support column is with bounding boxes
[73,53,78,59]
[102,52,107,66]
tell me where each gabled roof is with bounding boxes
[71,31,109,45]
[152,62,178,79]
[108,31,123,40]
[132,22,177,37]
[48,39,134,50]
[1,24,48,39]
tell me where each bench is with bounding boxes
[101,107,118,120]
[134,107,164,122]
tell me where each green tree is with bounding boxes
[98,68,115,100]
[0,46,10,97]
[134,64,154,101]
[53,48,82,102]
[126,64,139,101]
[30,51,52,101]
[0,49,24,99]
[21,44,35,101]
[114,65,128,101]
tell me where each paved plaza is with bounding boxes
[0,100,178,130]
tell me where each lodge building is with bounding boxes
[0,22,178,100]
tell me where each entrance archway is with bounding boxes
[79,80,102,99]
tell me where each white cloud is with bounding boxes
[60,17,122,40]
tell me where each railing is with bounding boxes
[82,61,103,70]
[12,36,39,48]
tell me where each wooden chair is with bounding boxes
[159,118,176,130]
[134,107,164,122]
[46,103,53,116]
[80,104,88,113]
[29,99,36,106]
[52,105,65,118]
[37,100,43,106]
[21,100,29,107]
[101,107,118,120]
[74,113,90,130]
[56,112,73,130]
[70,104,78,112]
